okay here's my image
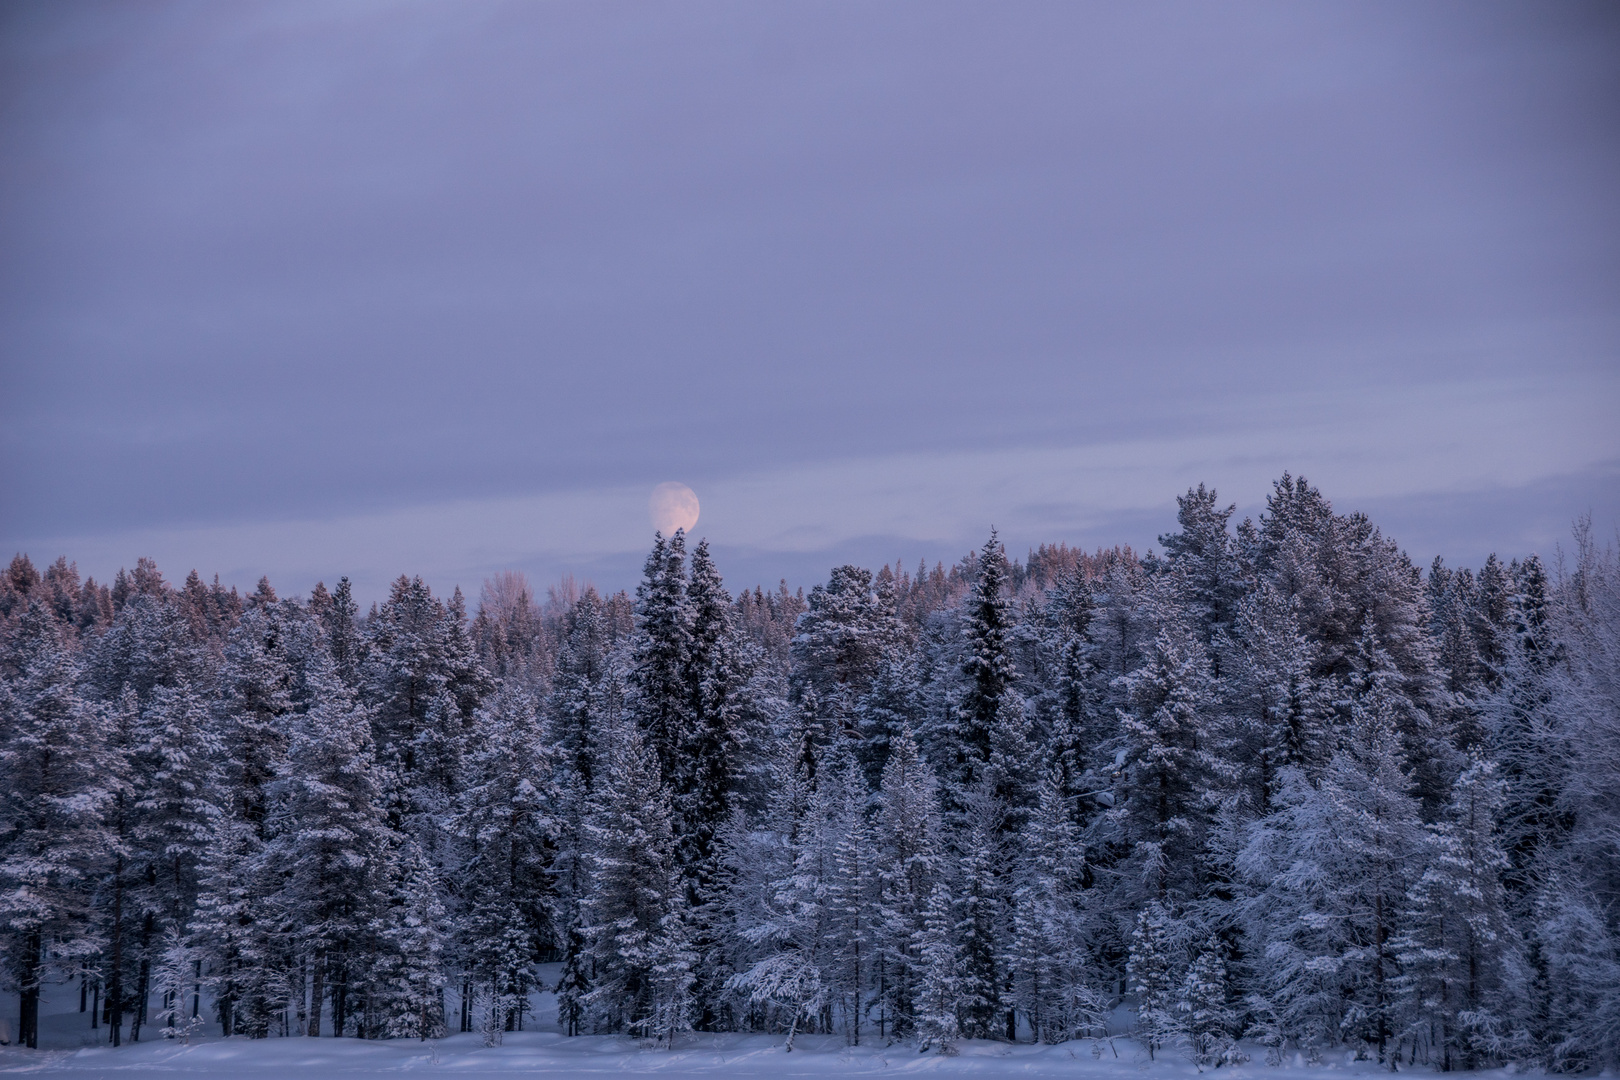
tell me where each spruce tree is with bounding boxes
[629,532,695,791]
[380,843,449,1040]
[1128,901,1182,1059]
[580,717,689,1037]
[952,533,1018,798]
[0,605,112,1048]
[1112,623,1218,903]
[872,724,944,1040]
[725,744,836,1050]
[914,883,961,1054]
[1239,692,1426,1062]
[1010,768,1109,1045]
[452,685,555,1036]
[1394,755,1524,1069]
[263,651,393,1038]
[1179,940,1241,1067]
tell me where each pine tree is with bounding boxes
[1010,768,1103,1044]
[362,576,486,854]
[380,843,449,1040]
[628,532,695,791]
[1111,623,1218,903]
[952,533,1019,798]
[0,605,112,1048]
[725,744,836,1051]
[823,755,877,1044]
[855,649,924,790]
[190,815,278,1038]
[315,576,363,687]
[453,685,555,1037]
[1394,755,1525,1069]
[952,780,1006,1040]
[1239,693,1426,1062]
[791,564,905,741]
[1128,901,1182,1059]
[679,541,755,1027]
[547,588,622,1036]
[263,650,394,1038]
[133,679,221,937]
[914,883,961,1054]
[1158,484,1241,649]
[1221,583,1332,815]
[152,926,204,1041]
[580,718,689,1037]
[215,604,300,840]
[1179,940,1241,1068]
[871,724,944,1041]
[98,687,145,1044]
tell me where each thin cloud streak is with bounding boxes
[13,369,1614,601]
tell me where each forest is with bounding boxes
[1,474,1616,1071]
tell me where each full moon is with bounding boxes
[649,481,700,535]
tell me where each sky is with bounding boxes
[1,1,1617,603]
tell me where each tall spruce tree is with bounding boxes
[580,717,690,1038]
[0,605,112,1048]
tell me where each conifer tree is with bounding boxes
[726,744,836,1050]
[133,679,221,937]
[1159,484,1241,649]
[215,604,300,840]
[1128,902,1182,1059]
[153,927,204,1041]
[952,781,1006,1039]
[452,686,555,1036]
[1179,941,1241,1067]
[380,843,449,1040]
[855,649,924,789]
[1240,690,1426,1062]
[1221,584,1332,815]
[263,651,393,1038]
[1394,755,1524,1069]
[791,564,905,741]
[362,576,484,853]
[951,533,1018,798]
[0,605,112,1048]
[190,815,278,1037]
[871,724,943,1040]
[580,717,689,1038]
[1010,769,1102,1044]
[98,687,144,1044]
[548,591,618,1036]
[914,883,961,1054]
[1111,624,1218,903]
[629,532,695,790]
[823,755,877,1044]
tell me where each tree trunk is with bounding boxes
[109,857,125,1047]
[132,929,152,1043]
[308,952,325,1037]
[19,930,42,1049]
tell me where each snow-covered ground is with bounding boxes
[0,976,1498,1078]
[0,1032,1471,1080]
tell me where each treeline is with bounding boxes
[0,474,1616,1069]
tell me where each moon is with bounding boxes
[649,481,700,535]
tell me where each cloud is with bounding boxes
[13,368,1613,601]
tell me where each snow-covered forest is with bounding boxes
[2,475,1616,1071]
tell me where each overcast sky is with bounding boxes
[2,1,1616,602]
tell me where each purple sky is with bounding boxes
[2,1,1617,601]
